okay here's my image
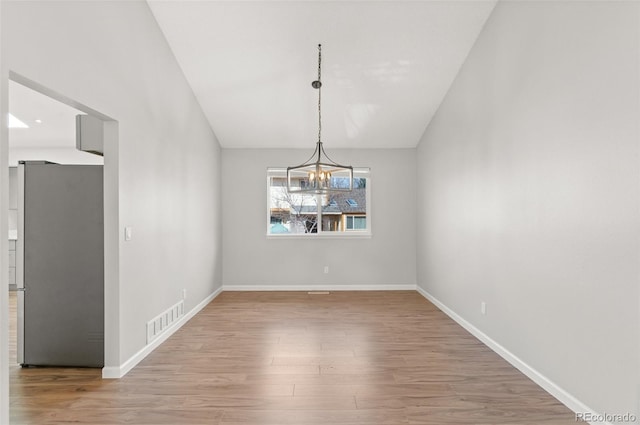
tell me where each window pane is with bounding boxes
[269,177,318,234]
[345,215,366,231]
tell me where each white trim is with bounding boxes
[102,286,223,379]
[223,284,417,292]
[415,286,610,425]
[266,232,371,240]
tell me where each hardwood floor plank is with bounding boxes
[32,407,226,425]
[245,372,400,386]
[406,403,579,424]
[272,355,406,367]
[9,291,577,424]
[182,395,357,410]
[294,382,454,398]
[219,408,409,425]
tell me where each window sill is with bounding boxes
[266,232,372,240]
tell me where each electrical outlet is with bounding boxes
[124,226,132,241]
[481,301,487,315]
[324,266,329,274]
[182,289,187,299]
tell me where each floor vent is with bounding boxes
[146,300,185,344]
[308,291,331,295]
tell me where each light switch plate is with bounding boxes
[124,226,132,241]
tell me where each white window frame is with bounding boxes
[267,167,371,239]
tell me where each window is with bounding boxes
[346,215,366,230]
[267,168,370,237]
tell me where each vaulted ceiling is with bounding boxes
[8,1,497,152]
[147,1,497,149]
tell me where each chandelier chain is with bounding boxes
[317,44,322,145]
[285,43,353,194]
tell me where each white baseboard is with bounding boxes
[223,284,417,291]
[102,285,223,379]
[415,285,609,425]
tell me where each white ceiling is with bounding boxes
[8,80,83,149]
[7,80,104,166]
[148,1,497,149]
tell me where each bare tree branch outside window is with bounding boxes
[270,177,318,233]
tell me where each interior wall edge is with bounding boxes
[0,0,10,421]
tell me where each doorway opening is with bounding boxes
[4,72,119,421]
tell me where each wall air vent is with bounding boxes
[146,299,185,344]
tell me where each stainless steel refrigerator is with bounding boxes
[16,161,104,367]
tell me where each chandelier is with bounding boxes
[287,44,353,194]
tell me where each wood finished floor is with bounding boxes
[9,290,580,424]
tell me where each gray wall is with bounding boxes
[2,0,223,370]
[416,0,639,418]
[222,148,416,289]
